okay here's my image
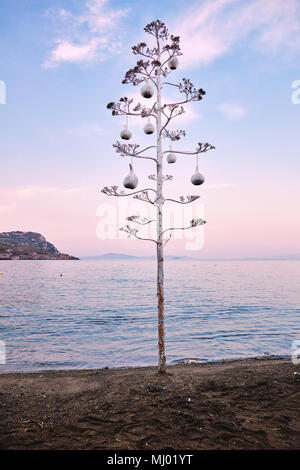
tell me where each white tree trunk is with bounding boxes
[156,56,166,373]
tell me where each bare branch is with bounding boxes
[101,186,156,198]
[160,105,186,133]
[163,129,186,141]
[120,224,157,244]
[113,141,158,162]
[165,195,200,205]
[135,145,157,155]
[133,191,157,205]
[122,59,159,86]
[127,215,155,225]
[163,218,206,234]
[163,142,215,156]
[126,24,182,86]
[178,78,206,102]
[107,96,156,118]
[162,81,180,88]
[148,174,173,181]
[132,42,158,60]
[163,233,172,247]
[144,20,169,40]
[163,78,206,108]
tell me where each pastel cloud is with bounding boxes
[44,0,129,68]
[176,0,300,67]
[11,186,87,201]
[67,123,107,137]
[218,102,246,120]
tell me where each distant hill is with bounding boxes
[86,253,139,260]
[0,231,78,260]
[83,253,192,260]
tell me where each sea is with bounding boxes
[0,259,299,373]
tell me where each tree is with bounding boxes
[102,20,215,373]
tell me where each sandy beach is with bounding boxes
[0,358,299,450]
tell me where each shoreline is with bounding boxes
[0,358,299,450]
[0,354,291,376]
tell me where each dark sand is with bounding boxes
[0,359,299,450]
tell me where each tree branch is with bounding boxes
[164,195,200,204]
[107,96,156,118]
[162,129,186,141]
[148,174,173,181]
[163,233,172,247]
[101,186,156,198]
[162,218,206,234]
[133,191,158,205]
[120,224,157,244]
[127,215,155,225]
[163,142,215,155]
[113,142,158,162]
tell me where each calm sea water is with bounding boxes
[0,260,299,373]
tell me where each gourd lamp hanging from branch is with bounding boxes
[168,56,179,70]
[123,161,138,190]
[141,78,154,99]
[120,116,132,140]
[167,142,176,163]
[191,154,205,185]
[144,117,155,135]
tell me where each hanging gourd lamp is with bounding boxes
[191,155,205,185]
[123,162,138,190]
[167,153,176,163]
[167,142,176,163]
[120,128,132,140]
[143,118,155,135]
[191,166,205,185]
[120,116,132,140]
[168,56,179,70]
[141,78,154,99]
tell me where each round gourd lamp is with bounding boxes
[167,152,176,163]
[120,128,132,140]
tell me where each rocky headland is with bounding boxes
[0,231,78,260]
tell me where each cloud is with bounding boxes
[46,39,100,66]
[12,186,88,201]
[44,0,129,68]
[175,0,300,68]
[67,123,107,137]
[218,102,246,120]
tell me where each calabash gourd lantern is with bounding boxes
[144,118,155,135]
[168,56,179,70]
[123,163,138,190]
[141,78,154,99]
[166,143,176,163]
[191,165,205,185]
[120,116,132,140]
[167,152,177,163]
[120,127,132,140]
